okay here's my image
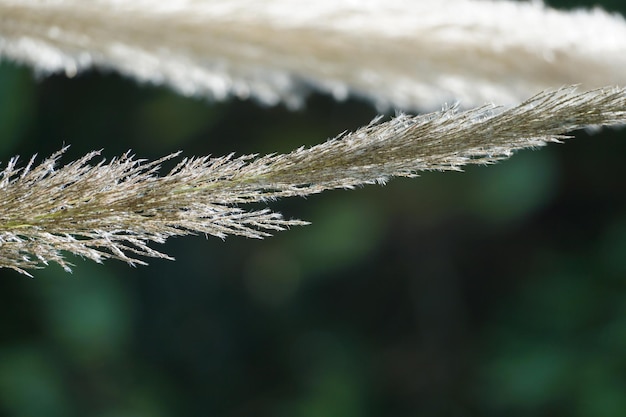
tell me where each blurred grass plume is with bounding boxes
[1,0,626,110]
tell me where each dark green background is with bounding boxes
[1,1,625,416]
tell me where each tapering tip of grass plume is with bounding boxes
[0,86,624,274]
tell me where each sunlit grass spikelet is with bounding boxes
[0,87,624,275]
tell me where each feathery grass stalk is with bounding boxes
[1,0,626,110]
[0,86,624,275]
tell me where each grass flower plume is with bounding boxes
[0,87,624,275]
[1,0,626,110]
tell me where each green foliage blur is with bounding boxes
[1,1,625,415]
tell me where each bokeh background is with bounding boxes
[1,0,625,416]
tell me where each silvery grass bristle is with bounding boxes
[1,0,626,111]
[0,87,625,276]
